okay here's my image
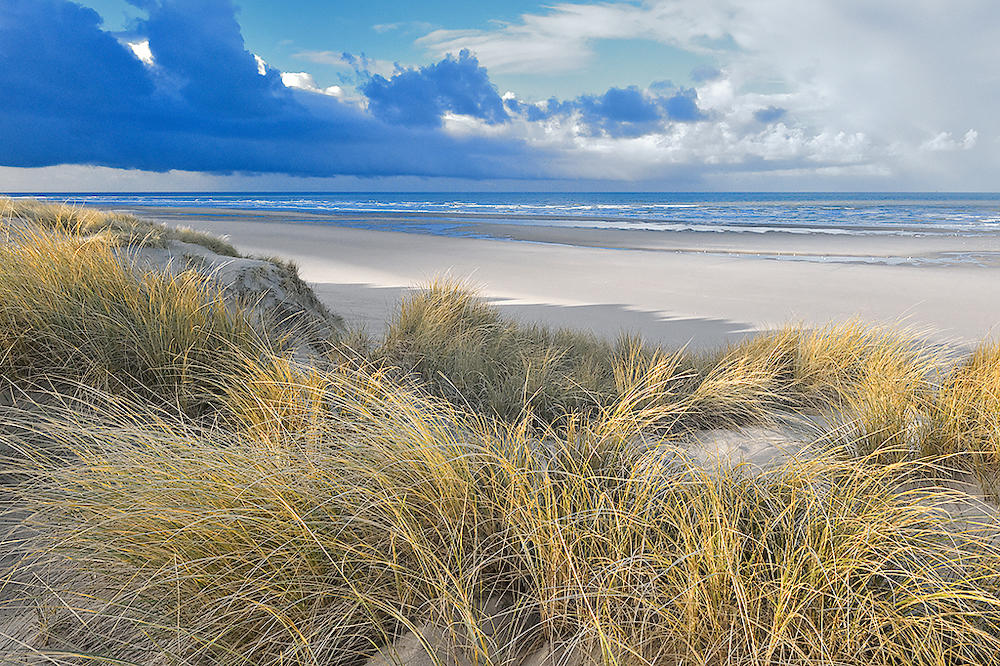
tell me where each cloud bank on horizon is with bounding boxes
[0,0,997,190]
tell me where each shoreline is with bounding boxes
[110,205,1000,351]
[112,202,1000,236]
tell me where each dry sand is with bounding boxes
[133,207,1000,351]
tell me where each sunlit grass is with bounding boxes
[2,221,1000,664]
[924,340,1000,491]
[1,196,239,255]
[0,225,285,416]
[379,281,942,435]
[6,379,1000,665]
[378,278,624,423]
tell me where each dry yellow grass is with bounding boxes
[923,340,1000,490]
[1,196,239,255]
[3,222,1000,664]
[378,278,624,423]
[380,282,943,437]
[0,225,287,417]
[5,374,1000,665]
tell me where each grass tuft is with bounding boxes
[2,196,239,255]
[3,222,1000,664]
[378,278,624,423]
[924,339,1000,490]
[0,225,283,416]
[379,282,943,437]
[6,386,1000,665]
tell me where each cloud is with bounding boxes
[0,0,538,179]
[920,130,978,152]
[279,71,348,98]
[2,0,154,114]
[292,50,349,66]
[4,0,997,190]
[0,0,886,187]
[293,50,398,78]
[127,39,154,65]
[361,50,509,127]
[754,106,787,123]
[138,0,290,116]
[509,85,705,137]
[373,21,436,35]
[416,2,731,74]
[588,87,661,124]
[414,0,1000,188]
[660,88,703,122]
[690,65,722,82]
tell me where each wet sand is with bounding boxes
[129,206,1000,350]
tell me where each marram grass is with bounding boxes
[0,224,294,418]
[5,379,1000,665]
[379,279,943,435]
[1,196,240,256]
[2,220,1000,664]
[925,340,1000,491]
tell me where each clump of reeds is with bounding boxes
[698,320,936,414]
[922,340,1000,490]
[171,224,242,256]
[5,372,1000,665]
[379,281,942,437]
[0,225,278,415]
[1,196,239,256]
[378,278,626,423]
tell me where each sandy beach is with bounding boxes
[5,198,1000,665]
[129,206,1000,350]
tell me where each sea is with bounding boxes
[11,192,1000,237]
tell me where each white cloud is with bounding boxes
[373,21,436,34]
[412,1,1000,187]
[417,2,733,74]
[292,51,398,77]
[279,71,350,99]
[280,71,317,90]
[921,129,978,152]
[127,40,153,65]
[292,50,346,66]
[437,97,873,184]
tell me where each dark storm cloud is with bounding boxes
[0,0,536,178]
[361,50,509,127]
[519,86,705,137]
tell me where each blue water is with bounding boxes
[10,192,1000,236]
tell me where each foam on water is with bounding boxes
[11,191,1000,238]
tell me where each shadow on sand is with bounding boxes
[310,282,756,352]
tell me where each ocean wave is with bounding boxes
[15,192,1000,236]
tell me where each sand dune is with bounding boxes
[135,208,1000,350]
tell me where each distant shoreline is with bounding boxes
[11,191,1000,237]
[108,205,1000,351]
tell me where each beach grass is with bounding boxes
[0,196,240,255]
[378,280,942,434]
[2,211,1000,664]
[924,339,1000,490]
[6,375,1000,665]
[0,224,285,417]
[378,278,625,423]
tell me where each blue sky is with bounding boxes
[77,0,712,99]
[0,0,997,191]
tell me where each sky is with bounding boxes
[0,0,997,192]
